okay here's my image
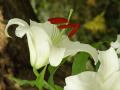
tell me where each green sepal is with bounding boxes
[35,66,47,89]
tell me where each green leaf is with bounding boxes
[48,66,56,85]
[10,77,36,86]
[55,85,63,90]
[72,52,89,75]
[47,58,66,87]
[35,66,47,89]
[47,58,67,90]
[48,65,58,88]
[48,58,66,89]
[95,61,100,71]
[43,80,56,90]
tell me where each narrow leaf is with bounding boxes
[36,66,47,89]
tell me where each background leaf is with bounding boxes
[72,52,89,75]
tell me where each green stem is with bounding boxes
[33,68,39,77]
[43,80,56,90]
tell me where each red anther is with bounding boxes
[68,24,80,37]
[48,18,69,24]
[58,23,80,37]
[68,29,77,37]
[58,24,73,29]
[58,24,79,29]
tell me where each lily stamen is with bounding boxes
[58,23,80,37]
[48,18,68,24]
[48,17,80,37]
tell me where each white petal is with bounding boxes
[30,19,37,25]
[30,20,62,67]
[104,72,120,90]
[28,25,50,69]
[116,47,120,53]
[30,20,60,38]
[5,18,29,37]
[59,36,98,64]
[49,46,65,66]
[111,41,120,49]
[98,47,119,81]
[15,26,28,38]
[41,22,60,38]
[111,35,120,54]
[64,71,101,90]
[26,33,36,68]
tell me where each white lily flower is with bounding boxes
[30,20,98,66]
[64,47,120,90]
[111,34,120,53]
[5,18,50,69]
[5,18,98,69]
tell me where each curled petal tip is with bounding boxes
[5,25,12,38]
[5,18,29,38]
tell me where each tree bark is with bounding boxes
[3,0,38,22]
[2,0,38,84]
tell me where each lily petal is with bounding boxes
[15,26,28,38]
[42,22,60,39]
[111,35,120,49]
[28,25,50,69]
[30,20,60,38]
[111,41,120,49]
[49,46,65,66]
[59,36,98,64]
[111,35,120,54]
[104,72,120,90]
[98,47,119,80]
[26,32,36,68]
[5,18,29,37]
[116,48,120,53]
[64,71,101,90]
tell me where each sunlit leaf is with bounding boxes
[72,52,89,75]
[84,12,106,33]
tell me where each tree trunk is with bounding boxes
[1,1,38,89]
[3,0,38,22]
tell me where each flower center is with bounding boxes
[48,17,80,38]
[51,25,64,45]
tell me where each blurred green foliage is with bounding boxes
[29,0,120,87]
[29,1,120,73]
[30,0,120,50]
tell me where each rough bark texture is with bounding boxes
[1,0,38,90]
[3,0,38,22]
